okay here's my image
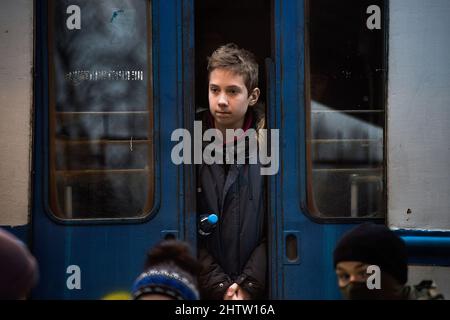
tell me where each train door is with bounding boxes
[270,0,387,299]
[32,0,195,299]
[195,0,387,299]
[194,0,387,299]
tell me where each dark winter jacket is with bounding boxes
[197,105,267,300]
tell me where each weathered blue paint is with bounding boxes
[32,0,189,299]
[273,0,371,299]
[180,0,197,249]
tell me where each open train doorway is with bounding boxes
[195,0,272,113]
[194,0,273,299]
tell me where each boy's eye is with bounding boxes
[227,89,239,95]
[337,272,350,281]
[358,270,368,279]
[210,87,219,93]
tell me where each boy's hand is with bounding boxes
[223,283,251,300]
[235,286,251,300]
[223,283,239,300]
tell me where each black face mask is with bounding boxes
[340,281,385,300]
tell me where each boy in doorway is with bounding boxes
[197,43,267,300]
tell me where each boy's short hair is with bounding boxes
[207,43,259,95]
[144,239,201,276]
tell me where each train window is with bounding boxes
[48,0,154,219]
[305,0,386,219]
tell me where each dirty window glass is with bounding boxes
[306,0,386,218]
[48,0,154,219]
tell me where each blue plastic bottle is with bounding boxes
[198,214,218,236]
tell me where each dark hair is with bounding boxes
[144,240,201,276]
[132,240,201,300]
[207,43,259,95]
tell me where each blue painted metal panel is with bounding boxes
[403,236,450,249]
[398,230,450,266]
[274,0,369,299]
[31,0,189,299]
[270,0,283,300]
[180,0,197,249]
[273,0,450,297]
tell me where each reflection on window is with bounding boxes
[49,0,154,219]
[306,0,386,218]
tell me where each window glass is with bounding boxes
[306,0,386,218]
[48,0,154,219]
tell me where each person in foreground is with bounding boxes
[0,228,39,300]
[333,223,444,300]
[131,239,201,300]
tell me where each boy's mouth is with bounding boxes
[215,111,231,117]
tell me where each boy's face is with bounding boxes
[208,68,259,130]
[335,261,371,288]
[336,261,404,300]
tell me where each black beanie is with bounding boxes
[333,223,408,284]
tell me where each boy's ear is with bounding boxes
[248,88,260,106]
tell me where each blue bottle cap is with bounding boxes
[207,214,218,224]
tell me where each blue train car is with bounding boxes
[0,0,449,299]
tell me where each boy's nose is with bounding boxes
[218,93,228,107]
[349,275,359,283]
